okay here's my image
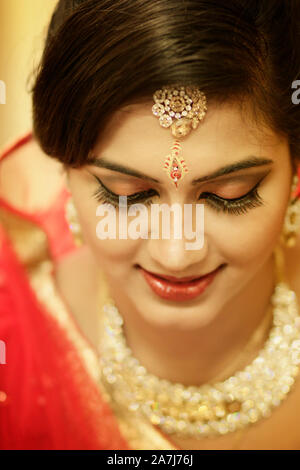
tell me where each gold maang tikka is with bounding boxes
[152,85,207,188]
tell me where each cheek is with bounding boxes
[90,238,141,273]
[208,164,292,268]
[208,198,288,267]
[72,195,142,275]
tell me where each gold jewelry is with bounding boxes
[282,172,300,248]
[65,195,83,246]
[152,85,207,188]
[99,246,300,441]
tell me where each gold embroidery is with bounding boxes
[0,207,49,269]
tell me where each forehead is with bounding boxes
[92,100,285,173]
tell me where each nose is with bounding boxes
[146,234,209,275]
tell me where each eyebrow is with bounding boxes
[87,155,274,185]
[87,156,160,183]
[191,156,274,185]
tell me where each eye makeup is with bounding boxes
[92,175,158,208]
[199,179,264,215]
[92,172,268,216]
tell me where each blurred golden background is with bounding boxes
[0,0,57,148]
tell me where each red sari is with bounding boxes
[0,134,131,450]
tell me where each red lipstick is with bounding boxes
[139,265,223,302]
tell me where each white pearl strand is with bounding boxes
[99,282,300,439]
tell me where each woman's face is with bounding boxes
[68,101,293,330]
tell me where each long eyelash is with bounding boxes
[92,176,265,215]
[200,184,264,215]
[92,178,158,208]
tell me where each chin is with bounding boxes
[132,293,224,330]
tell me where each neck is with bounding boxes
[106,256,275,386]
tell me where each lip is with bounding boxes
[139,265,224,302]
[141,270,213,283]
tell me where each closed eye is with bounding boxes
[198,178,265,215]
[92,173,266,215]
[93,176,159,207]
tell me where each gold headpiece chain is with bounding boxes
[152,85,207,188]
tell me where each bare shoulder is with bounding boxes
[0,137,65,212]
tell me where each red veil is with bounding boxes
[0,134,130,450]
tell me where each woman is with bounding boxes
[1,0,300,450]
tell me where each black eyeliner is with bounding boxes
[92,171,268,215]
[92,175,158,206]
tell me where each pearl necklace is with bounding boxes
[99,269,300,439]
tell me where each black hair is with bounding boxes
[32,0,300,167]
